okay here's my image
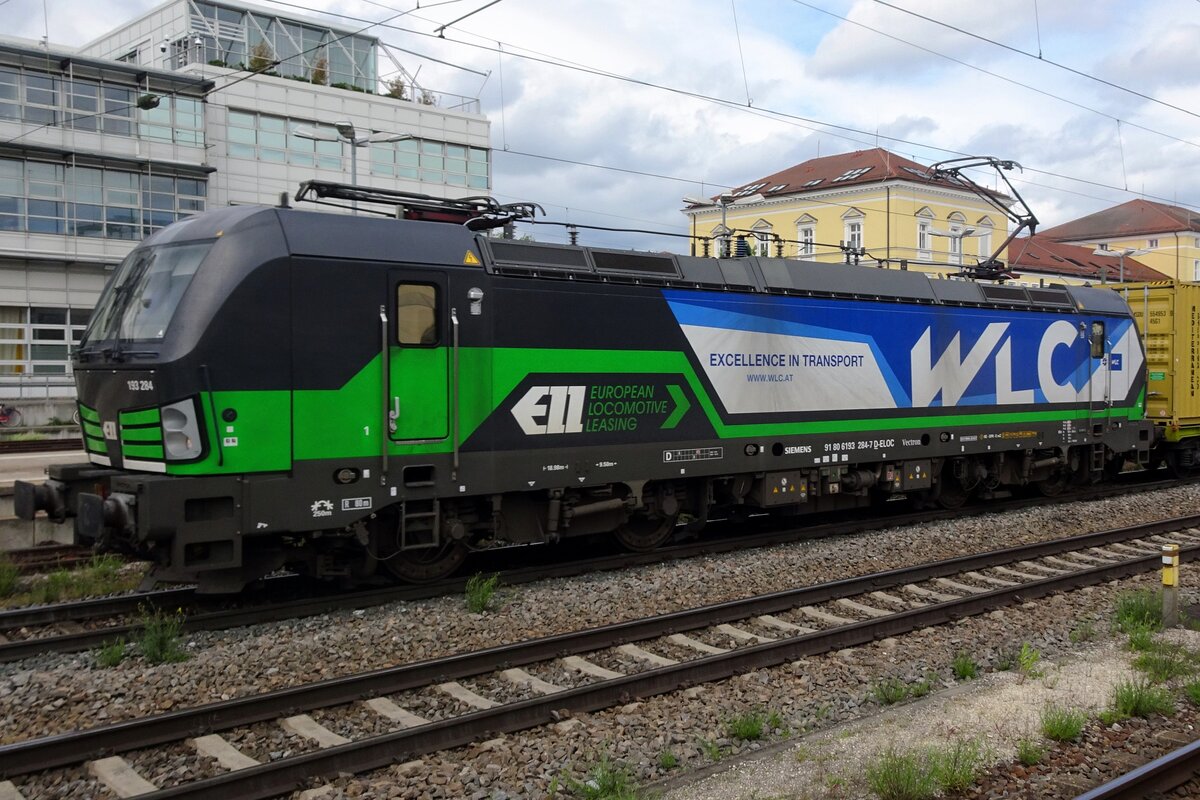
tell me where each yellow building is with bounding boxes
[1038,199,1200,281]
[681,148,1009,275]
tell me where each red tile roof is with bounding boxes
[1039,199,1200,242]
[1006,235,1161,282]
[710,148,984,201]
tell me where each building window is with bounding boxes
[844,219,863,250]
[977,223,993,258]
[1194,260,1200,282]
[0,65,203,146]
[1148,238,1159,248]
[0,158,205,241]
[917,220,931,259]
[190,1,377,90]
[0,306,90,375]
[797,221,815,257]
[752,223,773,256]
[226,109,490,191]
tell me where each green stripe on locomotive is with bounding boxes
[161,346,1146,477]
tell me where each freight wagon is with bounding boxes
[1115,280,1200,473]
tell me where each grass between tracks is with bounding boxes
[0,554,141,607]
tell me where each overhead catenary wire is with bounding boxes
[787,0,1200,154]
[10,0,1200,233]
[870,0,1200,123]
[255,0,1200,199]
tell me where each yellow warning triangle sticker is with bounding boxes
[463,251,481,265]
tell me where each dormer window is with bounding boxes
[832,167,873,183]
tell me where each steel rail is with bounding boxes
[131,540,1200,799]
[3,513,1198,780]
[1,474,1187,662]
[1073,738,1200,799]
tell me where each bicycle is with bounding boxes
[0,404,23,427]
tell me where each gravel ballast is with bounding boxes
[2,484,1200,798]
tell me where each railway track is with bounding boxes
[1,513,1197,798]
[0,438,82,454]
[1074,738,1200,799]
[6,544,95,574]
[2,472,1191,664]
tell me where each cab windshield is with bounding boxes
[84,240,213,345]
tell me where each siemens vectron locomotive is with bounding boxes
[16,183,1154,592]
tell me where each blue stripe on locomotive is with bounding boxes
[664,290,1137,409]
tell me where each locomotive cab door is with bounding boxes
[388,273,449,441]
[1087,320,1112,426]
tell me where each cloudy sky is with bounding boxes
[7,0,1200,249]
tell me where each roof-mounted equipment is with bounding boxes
[295,180,543,230]
[925,156,1039,282]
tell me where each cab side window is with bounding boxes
[1090,321,1105,359]
[397,284,438,346]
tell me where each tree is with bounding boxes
[384,77,409,100]
[248,40,275,73]
[310,52,328,85]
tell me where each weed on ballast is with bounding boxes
[6,555,139,608]
[910,671,938,698]
[1016,736,1045,765]
[864,747,937,800]
[0,555,18,597]
[952,652,978,680]
[726,710,766,741]
[698,738,722,761]
[1105,678,1175,722]
[33,569,71,604]
[1133,644,1199,683]
[560,755,643,800]
[1040,705,1086,742]
[1115,589,1163,635]
[1126,625,1157,652]
[929,737,986,792]
[1015,642,1044,680]
[464,572,500,613]
[656,750,677,770]
[1069,619,1098,643]
[138,606,189,664]
[872,677,910,705]
[95,638,127,668]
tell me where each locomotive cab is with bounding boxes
[16,206,300,590]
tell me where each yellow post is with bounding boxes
[1162,544,1180,628]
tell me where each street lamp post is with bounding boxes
[292,121,410,214]
[1092,246,1151,284]
[682,192,737,257]
[929,226,976,266]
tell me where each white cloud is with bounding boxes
[8,0,1200,241]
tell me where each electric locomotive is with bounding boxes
[16,182,1154,592]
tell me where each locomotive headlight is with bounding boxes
[162,398,203,460]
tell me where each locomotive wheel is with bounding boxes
[1037,472,1071,497]
[613,512,679,552]
[369,509,469,583]
[1166,451,1194,479]
[383,541,469,583]
[935,476,968,510]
